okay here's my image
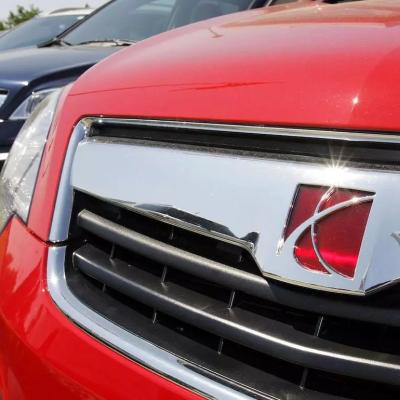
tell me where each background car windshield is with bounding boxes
[64,0,253,44]
[0,15,84,51]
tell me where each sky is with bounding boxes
[0,0,108,19]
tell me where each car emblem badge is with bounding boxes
[277,185,375,279]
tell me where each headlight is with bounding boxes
[10,87,61,121]
[0,88,62,231]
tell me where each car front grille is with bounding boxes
[66,190,400,400]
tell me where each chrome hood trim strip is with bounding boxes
[92,117,400,144]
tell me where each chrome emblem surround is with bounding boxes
[277,185,375,279]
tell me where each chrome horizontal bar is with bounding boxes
[93,117,400,144]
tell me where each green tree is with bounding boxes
[0,5,41,31]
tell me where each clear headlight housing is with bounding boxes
[10,87,60,120]
[0,88,62,231]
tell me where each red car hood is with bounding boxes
[69,0,400,131]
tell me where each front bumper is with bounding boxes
[0,217,203,400]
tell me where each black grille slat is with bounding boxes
[76,208,400,328]
[77,210,272,300]
[67,191,400,399]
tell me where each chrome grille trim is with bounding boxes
[47,117,400,399]
[50,116,400,243]
[91,117,400,144]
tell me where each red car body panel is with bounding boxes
[2,1,400,399]
[0,217,203,400]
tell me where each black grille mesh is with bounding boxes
[66,191,400,400]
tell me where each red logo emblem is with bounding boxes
[281,185,374,278]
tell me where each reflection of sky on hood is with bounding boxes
[0,0,107,19]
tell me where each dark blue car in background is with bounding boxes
[0,8,93,52]
[0,0,274,160]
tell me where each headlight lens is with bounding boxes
[10,87,61,121]
[0,88,62,231]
